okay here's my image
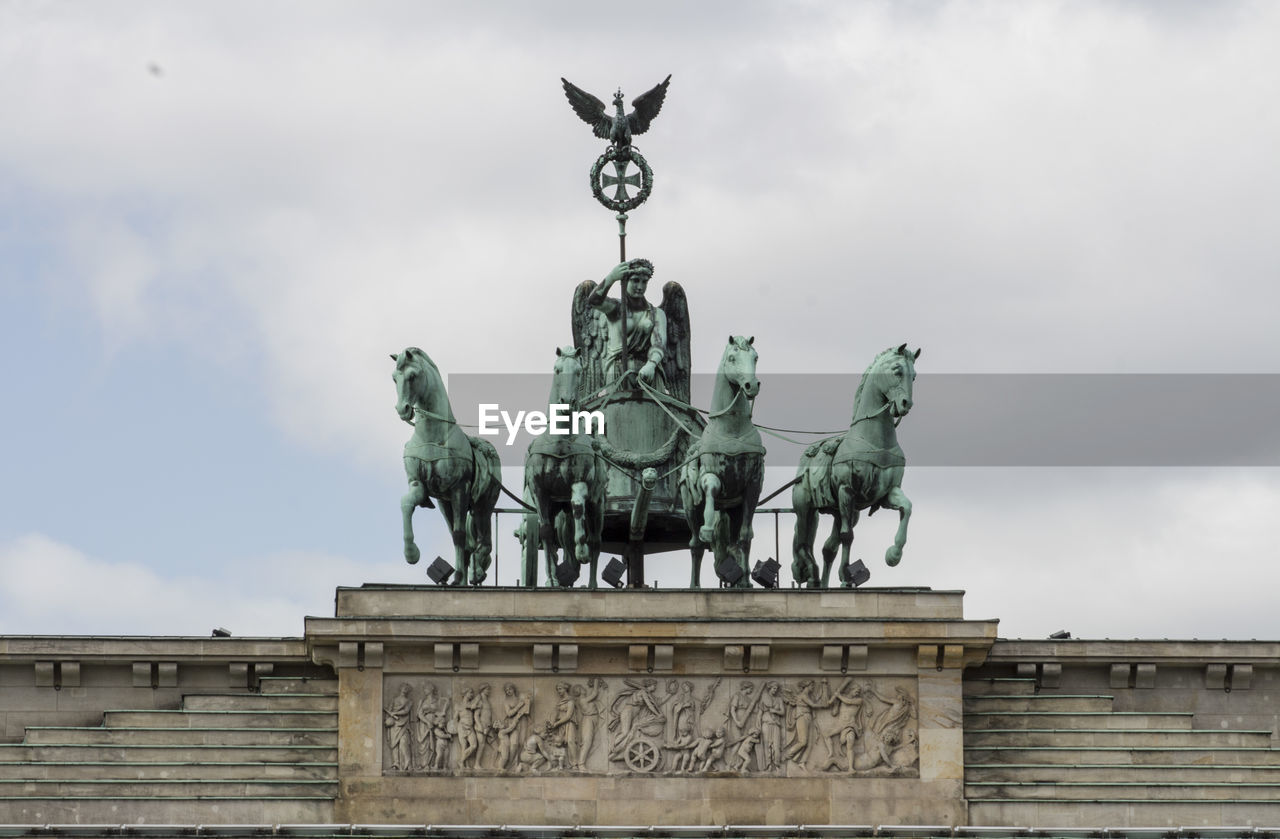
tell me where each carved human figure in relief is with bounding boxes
[454,687,480,770]
[783,679,832,768]
[383,682,414,771]
[548,681,581,769]
[689,725,727,772]
[575,678,608,768]
[572,260,691,402]
[822,678,867,773]
[414,683,442,771]
[472,683,495,769]
[608,677,670,761]
[757,681,786,772]
[497,683,532,770]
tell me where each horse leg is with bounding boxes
[882,486,912,567]
[790,487,820,587]
[834,485,860,587]
[401,477,426,565]
[554,509,581,587]
[569,480,592,588]
[586,491,604,590]
[699,471,722,545]
[682,470,705,588]
[529,481,558,587]
[467,505,493,585]
[817,513,837,588]
[737,465,762,589]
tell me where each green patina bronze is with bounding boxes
[562,75,670,259]
[391,347,502,585]
[791,345,921,588]
[679,336,765,588]
[521,347,609,589]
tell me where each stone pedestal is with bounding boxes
[306,586,997,826]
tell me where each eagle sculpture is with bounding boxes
[561,75,672,152]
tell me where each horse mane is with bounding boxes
[851,347,900,411]
[406,346,440,374]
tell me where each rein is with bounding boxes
[406,405,458,427]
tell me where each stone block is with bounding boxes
[1206,662,1227,689]
[132,662,152,687]
[157,662,177,687]
[821,645,842,670]
[458,642,479,669]
[942,644,964,669]
[363,643,383,669]
[228,661,249,687]
[1231,662,1253,689]
[1110,662,1130,688]
[34,661,54,687]
[1135,662,1156,688]
[724,644,744,670]
[628,644,647,670]
[339,641,360,669]
[918,644,939,669]
[919,728,963,780]
[59,660,80,687]
[434,642,453,670]
[748,644,769,671]
[559,643,579,671]
[848,644,868,670]
[533,644,554,670]
[1040,662,1061,688]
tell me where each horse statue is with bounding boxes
[679,336,765,588]
[391,347,502,585]
[791,343,920,588]
[522,347,608,588]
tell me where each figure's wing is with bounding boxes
[628,74,671,135]
[659,280,691,404]
[561,78,612,140]
[572,280,607,401]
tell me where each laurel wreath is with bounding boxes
[590,147,654,213]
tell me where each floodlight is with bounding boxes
[750,557,781,589]
[841,558,871,588]
[426,556,454,585]
[715,556,744,586]
[554,559,581,588]
[601,557,627,589]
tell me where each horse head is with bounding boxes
[550,346,582,408]
[721,335,760,400]
[857,343,921,423]
[390,346,441,424]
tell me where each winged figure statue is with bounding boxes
[561,75,672,152]
[571,259,690,405]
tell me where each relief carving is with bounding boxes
[381,675,919,778]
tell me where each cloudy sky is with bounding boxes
[2,1,1278,640]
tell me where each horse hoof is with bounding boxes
[885,547,902,567]
[405,545,421,565]
[699,526,715,543]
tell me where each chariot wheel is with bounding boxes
[624,739,660,773]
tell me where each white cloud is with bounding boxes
[0,533,416,636]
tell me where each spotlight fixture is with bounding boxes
[601,557,627,589]
[554,559,580,588]
[1049,630,1072,640]
[841,558,871,588]
[750,557,781,589]
[715,556,744,587]
[426,556,455,585]
[211,627,232,638]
